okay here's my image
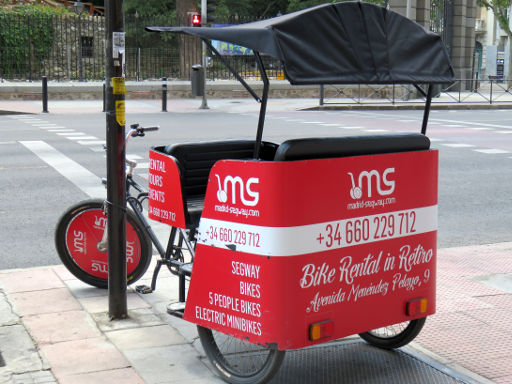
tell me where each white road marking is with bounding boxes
[468,127,492,131]
[19,141,104,198]
[77,140,106,146]
[342,126,364,129]
[474,149,510,154]
[364,129,389,132]
[442,143,475,148]
[67,136,99,140]
[135,162,149,169]
[127,154,144,160]
[496,131,512,134]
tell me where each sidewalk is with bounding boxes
[1,242,511,384]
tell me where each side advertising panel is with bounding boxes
[148,149,186,228]
[184,150,438,350]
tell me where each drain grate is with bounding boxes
[268,340,477,384]
[0,351,5,367]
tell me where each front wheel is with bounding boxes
[358,317,426,349]
[197,326,285,384]
[55,199,152,289]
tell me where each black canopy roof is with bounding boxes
[146,2,454,85]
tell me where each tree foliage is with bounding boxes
[123,0,386,20]
[477,0,512,37]
[0,5,60,76]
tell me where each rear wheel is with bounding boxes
[55,199,152,289]
[197,326,285,384]
[358,317,426,349]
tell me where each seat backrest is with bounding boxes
[273,133,430,161]
[162,140,277,199]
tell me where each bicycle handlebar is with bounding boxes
[129,123,160,138]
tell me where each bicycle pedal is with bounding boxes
[135,285,153,294]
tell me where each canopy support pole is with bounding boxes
[421,84,433,135]
[254,51,269,158]
[202,39,261,102]
[413,83,427,98]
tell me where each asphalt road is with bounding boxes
[1,105,511,269]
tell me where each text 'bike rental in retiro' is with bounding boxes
[55,2,455,383]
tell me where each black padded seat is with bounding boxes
[158,140,277,228]
[273,133,430,161]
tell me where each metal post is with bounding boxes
[200,0,209,110]
[490,79,493,104]
[254,51,269,158]
[421,84,433,135]
[105,0,127,320]
[135,11,140,81]
[78,21,83,80]
[162,77,167,112]
[319,84,324,106]
[42,76,48,113]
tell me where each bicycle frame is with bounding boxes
[96,125,195,295]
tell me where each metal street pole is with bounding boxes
[73,1,85,81]
[105,0,127,320]
[200,0,209,109]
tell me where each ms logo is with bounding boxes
[215,174,259,207]
[348,168,395,199]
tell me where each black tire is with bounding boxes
[55,199,152,289]
[358,317,426,349]
[197,325,285,384]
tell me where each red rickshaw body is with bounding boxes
[149,147,437,350]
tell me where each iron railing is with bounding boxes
[319,79,512,105]
[0,13,283,82]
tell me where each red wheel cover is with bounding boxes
[65,208,143,278]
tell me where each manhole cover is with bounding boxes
[0,351,5,367]
[268,340,477,384]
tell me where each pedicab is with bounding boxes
[145,2,454,383]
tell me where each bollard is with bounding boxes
[162,77,167,112]
[42,76,48,113]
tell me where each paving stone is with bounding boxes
[123,344,220,384]
[92,308,164,332]
[57,367,143,384]
[79,292,150,314]
[10,288,81,316]
[0,325,45,375]
[63,279,107,299]
[11,370,57,384]
[0,291,19,326]
[106,324,187,350]
[50,266,77,283]
[39,337,130,379]
[23,310,101,345]
[0,269,64,293]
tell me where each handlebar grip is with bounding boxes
[142,126,159,132]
